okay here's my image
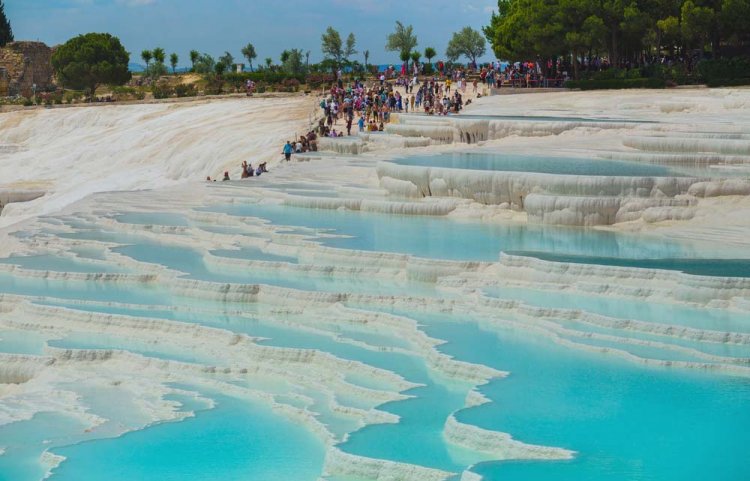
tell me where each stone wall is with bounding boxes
[0,67,8,96]
[0,41,55,97]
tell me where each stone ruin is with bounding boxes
[0,41,55,97]
[0,66,8,96]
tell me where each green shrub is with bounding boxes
[698,58,750,83]
[203,79,224,95]
[705,77,750,87]
[565,78,667,90]
[111,86,137,95]
[110,85,145,101]
[282,78,300,92]
[173,84,196,97]
[63,91,84,104]
[151,83,173,99]
[305,73,335,88]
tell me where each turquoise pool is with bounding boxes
[210,203,695,262]
[1,194,748,481]
[48,393,325,481]
[390,152,682,177]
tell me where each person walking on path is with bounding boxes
[283,141,294,161]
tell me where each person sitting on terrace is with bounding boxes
[241,161,252,178]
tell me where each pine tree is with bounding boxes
[0,0,14,47]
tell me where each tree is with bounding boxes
[0,0,13,47]
[145,61,167,79]
[170,53,179,74]
[321,26,347,68]
[345,33,357,61]
[681,0,715,49]
[411,51,421,67]
[144,47,167,80]
[265,57,273,69]
[152,47,166,64]
[189,50,199,71]
[214,61,227,77]
[386,21,418,54]
[282,48,305,75]
[719,0,750,48]
[557,0,601,80]
[424,47,436,64]
[400,50,411,71]
[241,43,257,71]
[657,16,681,54]
[52,33,131,97]
[141,50,153,70]
[219,51,234,70]
[484,0,748,74]
[363,49,370,70]
[280,50,290,64]
[446,27,487,66]
[386,21,418,71]
[193,53,215,74]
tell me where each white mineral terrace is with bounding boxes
[1,88,749,481]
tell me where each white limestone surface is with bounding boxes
[1,88,749,481]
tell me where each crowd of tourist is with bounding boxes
[212,68,482,181]
[316,74,469,128]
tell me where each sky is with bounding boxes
[5,0,498,67]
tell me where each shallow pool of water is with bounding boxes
[504,251,750,278]
[48,393,325,481]
[421,318,750,481]
[390,152,681,177]
[0,255,126,274]
[114,212,191,227]
[3,192,749,481]
[210,203,699,263]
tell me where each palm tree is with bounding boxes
[241,43,257,72]
[400,50,411,73]
[265,57,272,70]
[305,50,311,72]
[363,50,370,71]
[152,47,166,65]
[170,53,179,74]
[141,50,152,71]
[424,47,436,65]
[189,50,199,71]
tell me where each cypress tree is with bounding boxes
[0,0,13,47]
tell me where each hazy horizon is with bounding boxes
[6,0,498,67]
